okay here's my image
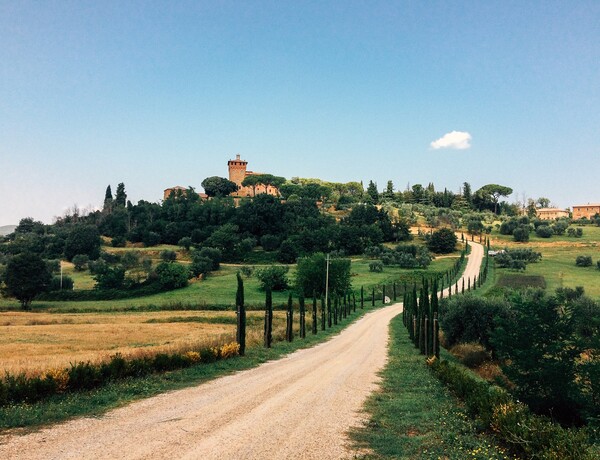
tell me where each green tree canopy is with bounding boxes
[201,176,239,197]
[294,252,351,298]
[3,252,52,308]
[474,184,513,214]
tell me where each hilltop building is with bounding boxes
[163,186,207,201]
[228,154,279,197]
[572,204,600,220]
[536,208,570,220]
[164,155,279,201]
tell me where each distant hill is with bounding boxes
[0,225,16,236]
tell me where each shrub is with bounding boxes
[178,237,192,251]
[567,227,584,238]
[576,255,593,267]
[552,220,569,235]
[196,247,221,271]
[260,234,280,252]
[239,266,254,278]
[450,343,490,368]
[439,294,511,352]
[220,342,240,359]
[154,262,189,289]
[430,360,593,459]
[369,261,383,272]
[72,254,89,271]
[49,275,74,291]
[499,218,519,235]
[189,256,212,278]
[255,265,289,291]
[160,250,177,262]
[512,225,530,242]
[535,225,553,238]
[111,235,126,247]
[426,228,457,254]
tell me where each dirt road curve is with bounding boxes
[0,242,484,460]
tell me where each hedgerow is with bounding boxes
[0,342,240,406]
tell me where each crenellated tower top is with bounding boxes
[228,154,248,187]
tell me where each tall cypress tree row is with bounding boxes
[299,292,306,339]
[264,287,273,348]
[236,272,246,356]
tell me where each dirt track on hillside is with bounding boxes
[0,243,484,460]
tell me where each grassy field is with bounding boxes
[488,224,600,298]
[0,310,290,375]
[0,253,459,312]
[351,315,514,459]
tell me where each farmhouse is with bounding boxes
[163,186,208,201]
[572,204,600,220]
[228,154,279,197]
[536,208,570,220]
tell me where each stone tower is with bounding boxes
[228,154,248,187]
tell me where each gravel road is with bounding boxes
[0,242,484,460]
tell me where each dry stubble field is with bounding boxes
[0,311,286,375]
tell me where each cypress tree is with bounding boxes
[312,292,318,335]
[321,296,326,330]
[236,272,246,356]
[353,292,356,312]
[462,278,465,294]
[360,286,364,308]
[393,282,397,301]
[264,287,273,348]
[327,296,332,328]
[286,292,293,342]
[372,287,375,306]
[382,285,386,305]
[299,292,306,339]
[333,297,338,325]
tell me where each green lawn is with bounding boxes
[1,254,459,312]
[490,224,600,298]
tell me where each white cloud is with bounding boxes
[430,131,472,150]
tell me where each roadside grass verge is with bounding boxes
[350,314,513,459]
[0,303,381,432]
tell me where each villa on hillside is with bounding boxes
[163,186,208,201]
[163,155,279,200]
[227,154,279,197]
[536,208,570,220]
[572,204,600,220]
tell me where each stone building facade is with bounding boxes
[536,208,570,220]
[572,204,600,220]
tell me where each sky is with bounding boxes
[1,1,599,226]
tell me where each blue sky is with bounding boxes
[1,1,599,225]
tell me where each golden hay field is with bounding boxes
[0,311,286,375]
